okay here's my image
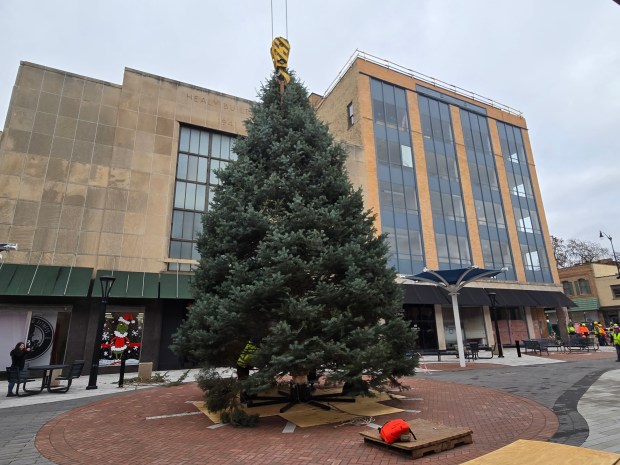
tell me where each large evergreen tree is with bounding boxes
[172,71,417,393]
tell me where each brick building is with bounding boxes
[558,261,620,327]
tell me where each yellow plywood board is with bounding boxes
[192,401,222,423]
[332,401,403,417]
[279,406,358,427]
[461,439,620,465]
[192,389,406,428]
[192,400,282,420]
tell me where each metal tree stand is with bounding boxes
[246,382,356,413]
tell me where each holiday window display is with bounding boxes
[99,312,143,366]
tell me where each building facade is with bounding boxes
[314,53,572,349]
[558,261,620,327]
[0,62,251,371]
[0,54,572,372]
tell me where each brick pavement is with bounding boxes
[36,377,558,465]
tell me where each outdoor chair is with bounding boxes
[465,342,480,360]
[48,360,85,393]
[6,366,38,396]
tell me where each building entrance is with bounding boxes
[403,305,438,350]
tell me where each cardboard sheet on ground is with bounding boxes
[460,439,620,465]
[192,389,405,427]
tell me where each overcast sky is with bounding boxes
[1,1,618,247]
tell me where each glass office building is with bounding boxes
[315,53,571,350]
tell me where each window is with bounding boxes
[611,285,620,299]
[562,281,574,296]
[347,102,354,127]
[370,79,424,274]
[577,278,591,295]
[419,95,471,269]
[498,121,551,283]
[170,125,237,271]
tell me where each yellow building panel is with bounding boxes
[407,91,437,269]
[356,70,381,233]
[521,129,559,284]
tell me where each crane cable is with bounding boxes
[270,0,288,39]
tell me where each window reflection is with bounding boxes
[499,121,551,283]
[370,78,424,273]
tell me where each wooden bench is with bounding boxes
[523,340,549,356]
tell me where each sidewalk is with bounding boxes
[0,368,206,410]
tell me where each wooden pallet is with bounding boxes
[360,419,473,459]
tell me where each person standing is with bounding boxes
[236,336,260,404]
[613,325,620,362]
[236,336,260,381]
[7,341,32,397]
[593,322,607,346]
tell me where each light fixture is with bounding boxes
[86,276,116,390]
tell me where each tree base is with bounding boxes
[246,382,355,413]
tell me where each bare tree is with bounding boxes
[551,236,611,267]
[551,235,569,268]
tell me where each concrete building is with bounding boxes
[0,62,251,371]
[0,52,573,371]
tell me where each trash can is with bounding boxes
[138,362,152,381]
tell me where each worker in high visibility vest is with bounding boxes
[593,322,607,346]
[236,336,261,381]
[613,325,620,362]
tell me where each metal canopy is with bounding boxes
[407,266,506,288]
[403,266,507,368]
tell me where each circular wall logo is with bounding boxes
[26,316,54,360]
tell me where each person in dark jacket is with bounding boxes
[7,342,31,397]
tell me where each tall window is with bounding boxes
[461,109,515,280]
[370,78,424,275]
[497,122,552,283]
[562,281,573,296]
[169,125,237,271]
[418,95,471,270]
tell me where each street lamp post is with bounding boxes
[599,231,620,279]
[86,276,116,390]
[487,291,504,358]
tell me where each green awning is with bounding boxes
[92,270,159,298]
[0,264,93,296]
[159,273,193,299]
[567,297,599,312]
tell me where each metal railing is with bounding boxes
[319,50,523,118]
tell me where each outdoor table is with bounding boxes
[28,364,69,393]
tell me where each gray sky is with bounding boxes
[1,0,618,246]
